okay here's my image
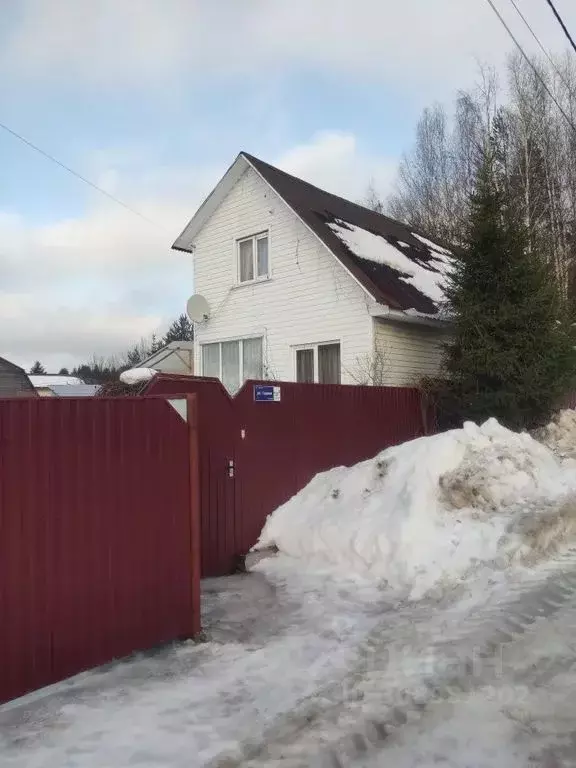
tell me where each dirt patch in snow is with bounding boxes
[439,427,560,513]
[534,409,576,460]
[511,496,576,564]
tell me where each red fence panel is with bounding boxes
[146,376,430,577]
[234,382,428,558]
[0,396,199,704]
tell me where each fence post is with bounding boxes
[187,394,202,636]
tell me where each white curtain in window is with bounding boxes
[222,340,240,393]
[243,337,263,380]
[202,343,220,378]
[239,240,254,282]
[256,236,269,277]
[318,344,341,384]
[296,349,315,383]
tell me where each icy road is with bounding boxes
[2,556,576,768]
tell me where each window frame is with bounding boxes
[293,341,342,384]
[235,231,270,285]
[200,336,264,389]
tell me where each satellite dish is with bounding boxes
[186,294,211,323]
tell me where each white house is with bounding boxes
[173,152,452,392]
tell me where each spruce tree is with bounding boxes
[441,151,576,430]
[163,314,194,345]
[29,361,46,375]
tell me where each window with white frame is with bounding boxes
[201,337,264,393]
[295,343,341,385]
[237,232,269,283]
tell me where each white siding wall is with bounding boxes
[373,319,447,386]
[191,167,374,384]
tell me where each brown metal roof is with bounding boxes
[243,152,452,316]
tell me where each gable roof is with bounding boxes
[173,152,454,318]
[139,341,194,369]
[0,356,28,375]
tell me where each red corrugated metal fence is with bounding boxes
[145,376,431,576]
[0,396,200,705]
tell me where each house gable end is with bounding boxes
[189,164,375,384]
[172,154,252,252]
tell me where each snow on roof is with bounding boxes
[329,219,450,307]
[30,375,84,387]
[47,384,100,397]
[412,232,453,256]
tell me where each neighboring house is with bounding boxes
[29,374,94,397]
[0,357,37,397]
[139,341,194,375]
[44,384,100,398]
[173,152,452,393]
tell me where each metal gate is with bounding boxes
[144,377,430,577]
[0,395,200,704]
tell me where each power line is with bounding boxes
[484,0,576,136]
[0,119,166,231]
[508,0,573,91]
[543,0,576,56]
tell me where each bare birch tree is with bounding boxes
[381,53,576,298]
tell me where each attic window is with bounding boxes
[237,233,269,283]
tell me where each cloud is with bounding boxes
[4,0,574,96]
[276,131,396,203]
[0,132,392,370]
[0,162,213,370]
[0,295,163,373]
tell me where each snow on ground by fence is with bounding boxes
[255,416,576,599]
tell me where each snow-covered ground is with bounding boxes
[357,596,576,768]
[3,416,576,766]
[0,569,392,767]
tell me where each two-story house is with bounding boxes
[173,152,452,393]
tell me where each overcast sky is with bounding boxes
[1,0,575,371]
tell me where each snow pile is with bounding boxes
[255,419,576,599]
[534,409,576,460]
[119,367,157,385]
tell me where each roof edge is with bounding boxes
[242,153,379,303]
[171,153,250,252]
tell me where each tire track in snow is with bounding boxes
[320,549,576,768]
[212,549,576,768]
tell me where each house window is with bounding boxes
[318,343,341,384]
[296,348,314,383]
[201,337,264,392]
[295,343,341,384]
[237,233,269,283]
